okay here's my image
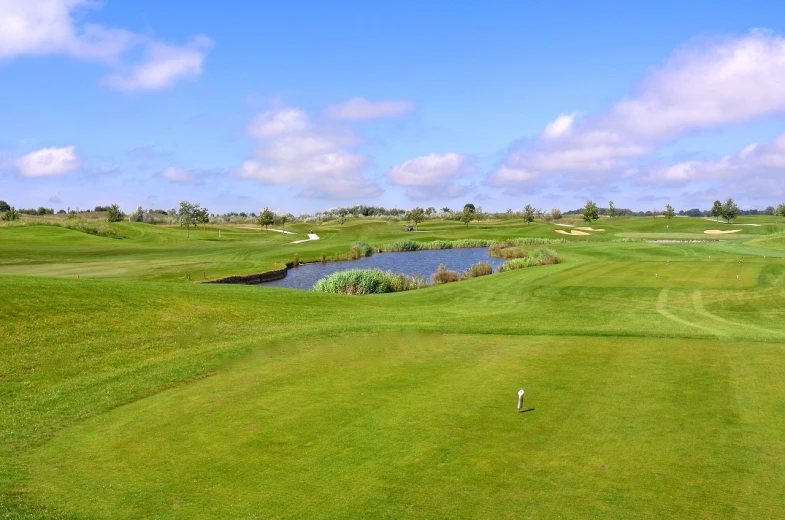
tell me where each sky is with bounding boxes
[3,0,785,215]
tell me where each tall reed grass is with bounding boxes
[313,269,426,294]
[498,247,561,272]
[464,261,493,278]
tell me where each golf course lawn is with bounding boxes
[2,215,785,518]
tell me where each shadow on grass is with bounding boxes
[519,408,535,413]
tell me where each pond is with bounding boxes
[260,248,506,290]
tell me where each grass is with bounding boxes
[2,215,785,518]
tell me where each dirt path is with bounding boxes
[290,233,319,244]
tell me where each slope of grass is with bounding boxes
[2,216,785,518]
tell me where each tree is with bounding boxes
[410,207,425,230]
[582,200,599,223]
[608,200,616,217]
[280,214,289,231]
[721,198,739,224]
[475,206,484,225]
[258,207,275,230]
[776,202,785,220]
[107,204,124,222]
[337,208,348,225]
[463,203,476,214]
[179,201,199,237]
[1,206,20,221]
[460,206,474,227]
[425,206,436,216]
[711,200,723,222]
[550,208,562,220]
[664,203,675,220]
[441,207,451,213]
[193,206,209,228]
[0,200,10,212]
[522,204,536,225]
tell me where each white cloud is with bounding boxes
[489,30,785,189]
[235,106,382,199]
[385,153,474,200]
[157,166,205,185]
[327,97,414,120]
[16,145,80,177]
[542,113,576,139]
[247,108,309,138]
[386,153,473,186]
[646,132,785,183]
[0,0,211,91]
[103,36,212,91]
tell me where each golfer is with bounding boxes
[517,389,525,411]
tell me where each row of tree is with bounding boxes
[5,198,785,229]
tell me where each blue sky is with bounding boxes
[3,0,785,214]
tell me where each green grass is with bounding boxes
[2,216,785,518]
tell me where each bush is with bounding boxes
[1,207,21,221]
[313,269,424,294]
[464,261,493,278]
[293,253,301,266]
[107,204,124,222]
[431,264,461,285]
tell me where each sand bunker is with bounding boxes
[704,229,742,235]
[554,223,573,227]
[575,227,605,231]
[555,230,590,236]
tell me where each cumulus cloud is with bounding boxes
[0,0,211,91]
[16,146,80,177]
[235,106,382,199]
[385,153,473,199]
[103,36,212,91]
[157,166,205,185]
[327,98,414,120]
[645,133,785,183]
[489,30,785,189]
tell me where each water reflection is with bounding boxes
[261,248,505,290]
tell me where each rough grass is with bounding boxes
[0,218,128,239]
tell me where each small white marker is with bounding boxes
[517,389,525,411]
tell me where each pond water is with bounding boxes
[261,248,506,290]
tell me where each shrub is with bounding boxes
[293,253,301,266]
[107,204,124,222]
[320,253,327,263]
[431,264,461,285]
[1,207,21,221]
[464,261,493,278]
[313,269,424,294]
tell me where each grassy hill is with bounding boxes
[2,216,785,518]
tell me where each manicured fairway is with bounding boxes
[2,216,785,518]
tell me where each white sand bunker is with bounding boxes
[575,227,605,231]
[555,229,590,236]
[704,229,742,235]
